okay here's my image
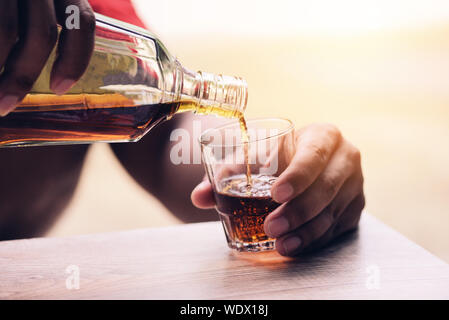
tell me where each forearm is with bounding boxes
[0,145,88,240]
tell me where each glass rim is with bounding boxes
[199,117,294,148]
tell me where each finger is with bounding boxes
[0,0,18,69]
[51,0,95,94]
[0,0,57,116]
[275,205,335,256]
[191,180,216,209]
[271,123,342,203]
[0,0,19,116]
[265,140,361,238]
[300,193,365,254]
[276,193,365,256]
[333,192,365,237]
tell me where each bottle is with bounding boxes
[0,13,247,147]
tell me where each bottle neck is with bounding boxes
[177,64,248,118]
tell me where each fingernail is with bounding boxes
[266,217,289,237]
[272,183,294,203]
[52,79,75,95]
[0,95,19,117]
[282,236,302,255]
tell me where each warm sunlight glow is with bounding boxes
[134,0,449,36]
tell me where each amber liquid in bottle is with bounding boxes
[0,93,248,147]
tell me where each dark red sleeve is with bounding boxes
[88,0,146,28]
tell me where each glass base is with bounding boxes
[227,239,276,252]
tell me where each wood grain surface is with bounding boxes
[1,213,449,299]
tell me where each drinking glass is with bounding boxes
[200,118,295,252]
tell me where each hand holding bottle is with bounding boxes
[0,0,96,116]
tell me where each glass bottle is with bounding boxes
[0,13,248,147]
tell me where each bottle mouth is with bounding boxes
[197,72,248,116]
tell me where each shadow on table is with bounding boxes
[226,229,361,276]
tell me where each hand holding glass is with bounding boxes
[200,118,295,252]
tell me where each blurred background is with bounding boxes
[49,0,449,262]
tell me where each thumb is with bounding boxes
[191,180,215,209]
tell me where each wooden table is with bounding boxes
[1,213,449,300]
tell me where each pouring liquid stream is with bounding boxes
[238,115,253,190]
